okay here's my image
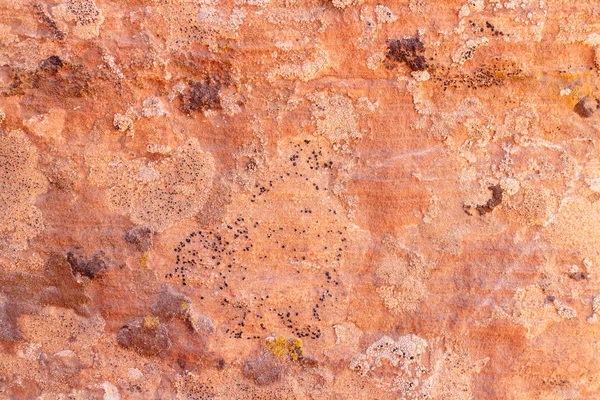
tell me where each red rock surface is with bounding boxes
[1,0,600,398]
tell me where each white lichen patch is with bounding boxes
[366,51,386,70]
[158,0,247,51]
[331,0,363,9]
[350,334,428,376]
[510,285,561,339]
[452,37,489,65]
[350,335,487,400]
[113,113,134,136]
[553,298,577,320]
[411,70,431,81]
[375,242,436,314]
[268,48,329,82]
[480,0,547,41]
[91,139,215,232]
[588,295,600,323]
[101,382,120,400]
[141,96,168,118]
[374,5,397,24]
[334,322,361,348]
[426,344,489,400]
[307,91,362,149]
[583,158,600,193]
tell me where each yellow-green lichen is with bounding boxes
[143,315,160,328]
[263,336,304,361]
[140,251,149,268]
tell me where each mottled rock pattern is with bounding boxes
[1,0,600,399]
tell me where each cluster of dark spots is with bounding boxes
[117,318,172,357]
[468,20,505,36]
[312,305,320,321]
[222,298,266,340]
[66,250,109,280]
[168,218,252,287]
[244,140,335,206]
[276,306,301,330]
[573,96,598,118]
[293,324,321,340]
[289,142,334,172]
[484,21,505,36]
[464,185,503,216]
[174,373,217,399]
[309,289,334,324]
[324,269,340,285]
[126,384,142,394]
[33,3,66,40]
[165,138,350,342]
[386,36,428,71]
[66,0,101,25]
[249,183,271,203]
[124,225,154,252]
[431,59,522,91]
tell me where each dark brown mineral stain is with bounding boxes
[573,96,598,118]
[39,253,92,316]
[150,284,192,322]
[66,250,109,280]
[124,225,154,252]
[0,253,93,342]
[242,352,283,386]
[386,37,428,71]
[117,318,172,357]
[5,56,92,97]
[3,378,41,399]
[568,271,589,281]
[180,80,222,114]
[40,55,65,74]
[464,185,503,216]
[39,350,83,377]
[0,295,24,341]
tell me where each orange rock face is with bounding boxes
[1,0,600,398]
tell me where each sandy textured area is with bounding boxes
[1,0,600,398]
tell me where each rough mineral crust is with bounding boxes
[1,0,600,399]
